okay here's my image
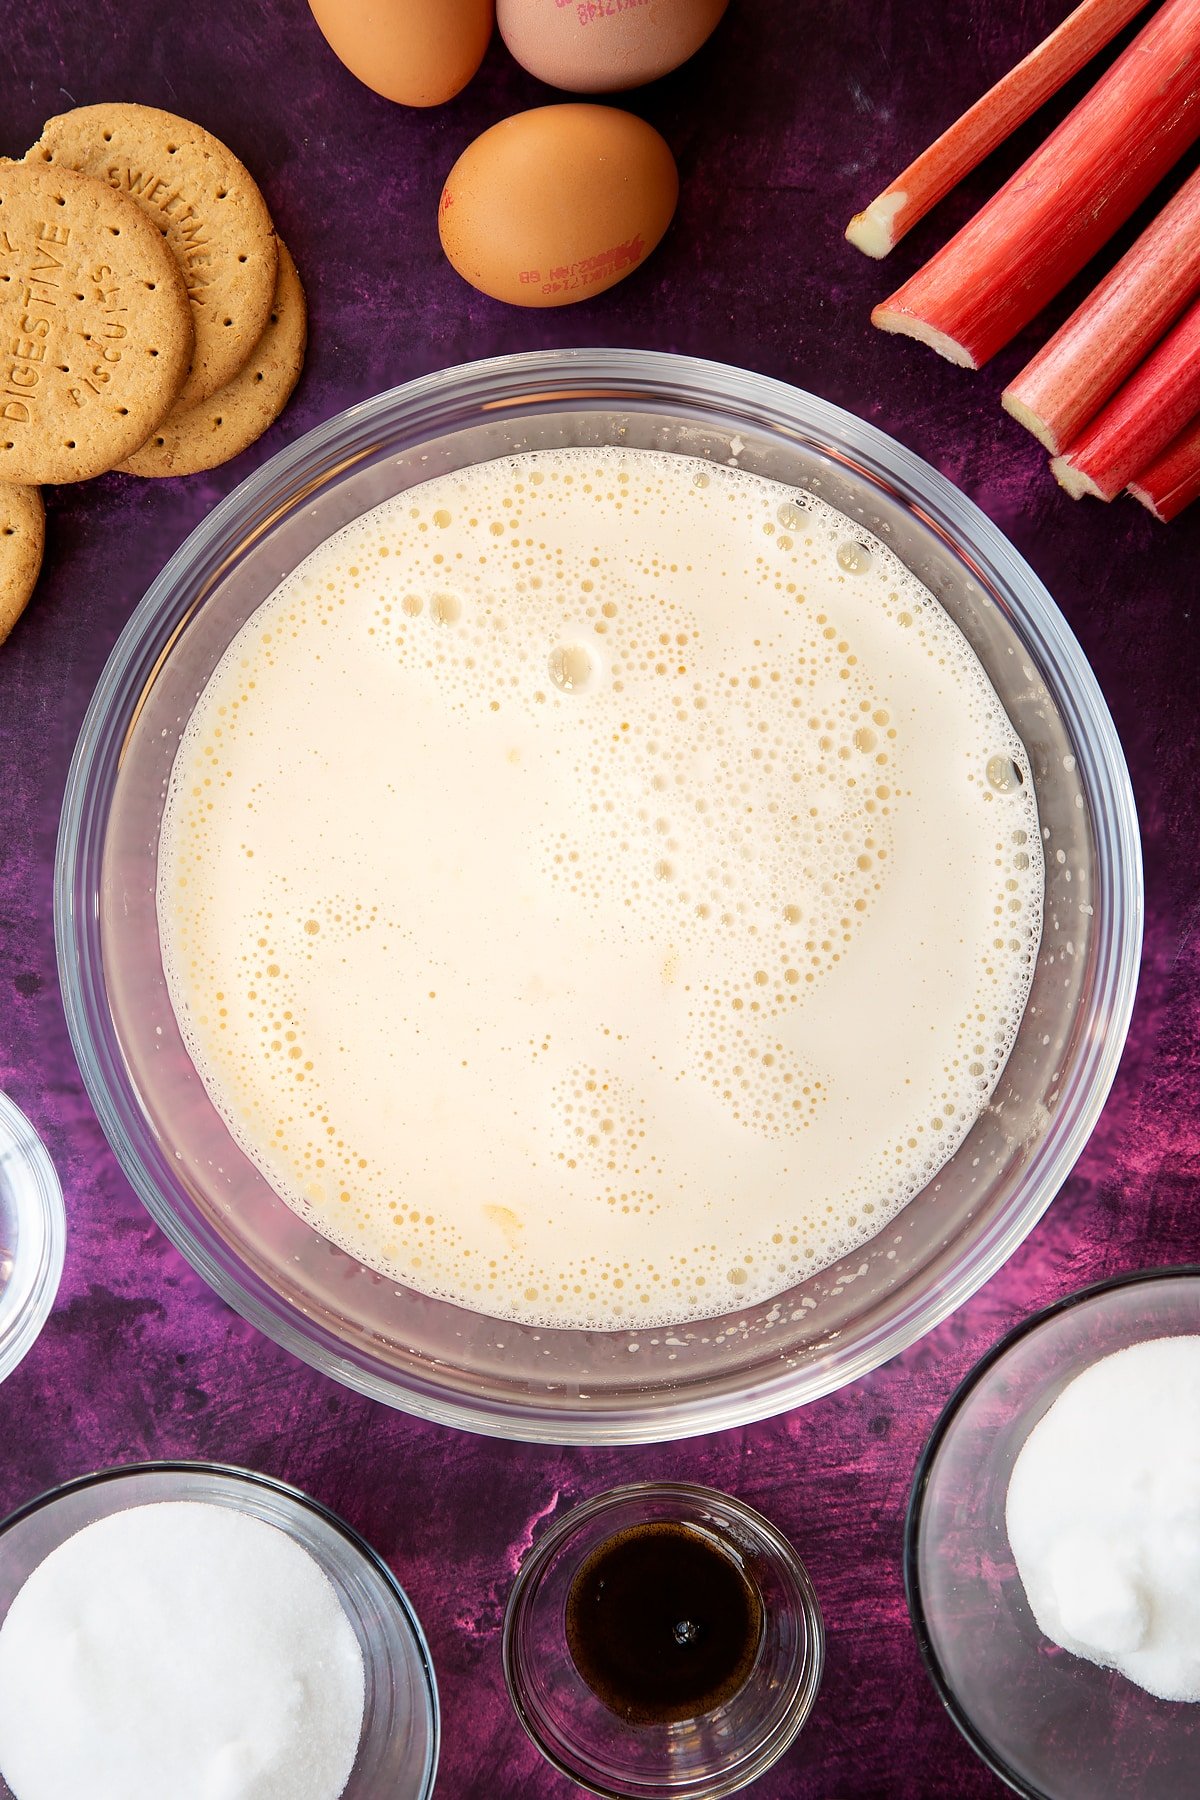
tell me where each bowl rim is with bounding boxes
[54,347,1144,1441]
[903,1264,1200,1800]
[0,1089,66,1385]
[0,1456,440,1799]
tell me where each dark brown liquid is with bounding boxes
[564,1521,764,1725]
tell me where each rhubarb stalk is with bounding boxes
[847,0,1151,259]
[871,0,1200,369]
[1050,295,1200,498]
[1003,165,1200,452]
[1128,414,1200,520]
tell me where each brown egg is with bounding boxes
[497,0,728,93]
[308,0,495,107]
[438,105,678,307]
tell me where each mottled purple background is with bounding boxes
[1,3,1198,1794]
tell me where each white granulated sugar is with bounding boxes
[0,1500,366,1800]
[1007,1336,1200,1702]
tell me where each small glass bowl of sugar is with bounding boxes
[907,1267,1200,1800]
[0,1461,439,1800]
[0,1091,64,1386]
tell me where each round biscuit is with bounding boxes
[0,482,45,644]
[30,103,278,409]
[118,238,306,479]
[0,162,192,484]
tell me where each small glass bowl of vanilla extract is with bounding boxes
[503,1482,823,1799]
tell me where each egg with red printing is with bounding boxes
[438,105,679,307]
[308,0,495,107]
[497,0,728,93]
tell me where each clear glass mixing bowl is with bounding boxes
[54,350,1142,1443]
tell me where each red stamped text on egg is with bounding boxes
[568,0,652,20]
[538,233,645,295]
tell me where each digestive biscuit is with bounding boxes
[30,103,277,409]
[0,162,192,485]
[119,238,306,478]
[0,483,45,644]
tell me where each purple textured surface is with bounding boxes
[0,3,1197,1795]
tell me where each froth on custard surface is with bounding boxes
[158,447,1044,1330]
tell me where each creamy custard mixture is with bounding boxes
[158,447,1043,1329]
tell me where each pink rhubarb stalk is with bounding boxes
[847,0,1151,259]
[871,0,1200,368]
[1050,295,1200,498]
[1003,165,1200,452]
[1128,413,1200,520]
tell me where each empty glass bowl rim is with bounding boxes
[54,348,1143,1441]
[0,1457,440,1799]
[0,1090,66,1384]
[904,1264,1200,1800]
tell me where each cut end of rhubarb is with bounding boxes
[1127,479,1168,520]
[870,303,979,369]
[1001,388,1063,454]
[846,192,908,259]
[1049,453,1108,500]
